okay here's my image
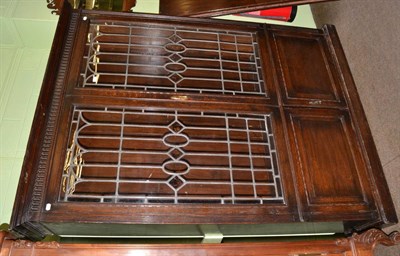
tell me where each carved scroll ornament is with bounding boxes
[336,228,400,252]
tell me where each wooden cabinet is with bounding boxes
[10,5,397,240]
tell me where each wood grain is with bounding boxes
[159,0,338,17]
[9,5,397,239]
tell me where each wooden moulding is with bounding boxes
[0,229,399,256]
[159,0,338,17]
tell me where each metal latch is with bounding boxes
[199,225,223,244]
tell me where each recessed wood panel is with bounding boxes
[293,114,362,202]
[271,30,345,107]
[285,108,375,220]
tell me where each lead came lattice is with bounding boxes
[61,107,283,204]
[79,21,266,96]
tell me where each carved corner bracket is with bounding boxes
[351,228,400,249]
[336,228,400,253]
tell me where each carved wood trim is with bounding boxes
[9,4,79,241]
[35,241,61,249]
[351,228,400,249]
[13,239,34,249]
[336,229,400,256]
[28,12,79,214]
[7,240,60,249]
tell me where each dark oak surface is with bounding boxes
[1,229,399,256]
[268,27,346,108]
[285,108,376,221]
[159,0,337,17]
[9,3,397,240]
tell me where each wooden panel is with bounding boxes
[285,108,375,220]
[159,0,337,17]
[269,28,346,107]
[322,25,398,226]
[2,229,400,256]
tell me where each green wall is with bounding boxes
[0,0,315,225]
[0,0,58,224]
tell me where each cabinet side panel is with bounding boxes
[286,108,377,221]
[322,25,398,226]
